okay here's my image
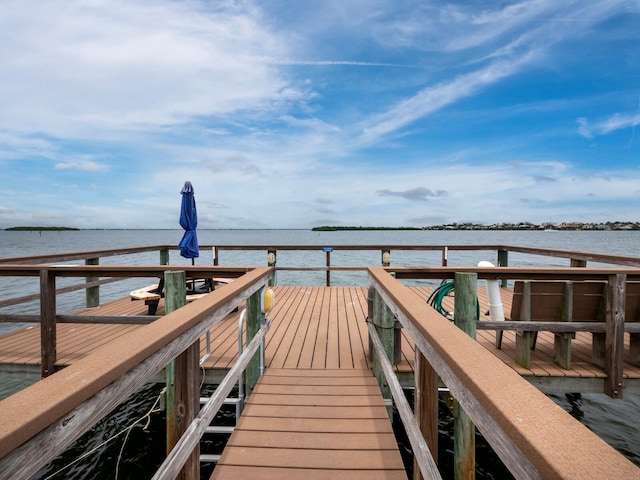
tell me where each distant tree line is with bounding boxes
[423,221,640,231]
[312,226,422,231]
[5,226,79,231]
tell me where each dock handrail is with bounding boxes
[2,243,640,300]
[367,319,442,480]
[0,267,272,479]
[152,310,270,479]
[368,267,639,479]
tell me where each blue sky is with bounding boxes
[0,0,639,229]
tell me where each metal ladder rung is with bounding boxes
[200,397,242,406]
[200,454,221,463]
[205,425,235,434]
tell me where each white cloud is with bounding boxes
[355,53,537,146]
[0,206,16,214]
[0,1,296,139]
[577,113,640,139]
[54,162,110,172]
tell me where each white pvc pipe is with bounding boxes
[478,261,505,322]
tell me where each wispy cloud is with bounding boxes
[355,53,536,146]
[257,57,417,68]
[378,187,448,201]
[578,113,640,139]
[0,205,16,214]
[54,162,109,172]
[349,0,629,147]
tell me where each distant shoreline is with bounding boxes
[313,222,640,231]
[4,226,79,231]
[312,226,421,231]
[3,222,639,232]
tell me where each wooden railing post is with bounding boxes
[267,249,277,286]
[515,282,533,369]
[85,258,99,308]
[369,287,395,402]
[245,288,262,395]
[605,274,626,399]
[164,270,200,480]
[382,249,391,267]
[325,248,332,286]
[442,247,448,266]
[40,269,56,378]
[453,272,477,480]
[570,258,587,268]
[160,248,170,266]
[497,249,508,287]
[414,350,438,480]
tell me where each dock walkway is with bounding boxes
[0,286,639,394]
[211,368,406,480]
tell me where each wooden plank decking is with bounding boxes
[210,369,406,480]
[0,285,639,392]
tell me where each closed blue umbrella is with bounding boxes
[178,181,199,263]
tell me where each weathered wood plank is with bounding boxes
[212,368,406,480]
[225,430,399,449]
[211,466,408,480]
[242,404,390,419]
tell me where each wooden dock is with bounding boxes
[1,254,640,479]
[1,285,639,395]
[211,368,406,480]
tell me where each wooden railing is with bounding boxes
[2,243,640,297]
[367,267,640,480]
[389,265,640,398]
[0,264,252,377]
[0,267,272,480]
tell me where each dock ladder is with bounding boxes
[197,308,265,465]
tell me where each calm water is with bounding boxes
[1,229,639,478]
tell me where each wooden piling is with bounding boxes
[497,249,508,287]
[245,289,262,395]
[413,350,439,480]
[160,249,170,266]
[267,249,277,286]
[605,274,626,399]
[164,270,200,480]
[515,281,533,369]
[453,272,477,480]
[370,287,395,401]
[325,250,331,286]
[570,258,587,268]
[40,269,56,378]
[382,249,391,267]
[85,258,99,308]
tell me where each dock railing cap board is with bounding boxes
[368,267,639,480]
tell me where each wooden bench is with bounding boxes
[130,277,233,315]
[507,280,640,371]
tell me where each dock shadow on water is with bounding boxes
[31,383,236,480]
[393,389,514,480]
[32,384,514,480]
[29,384,640,479]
